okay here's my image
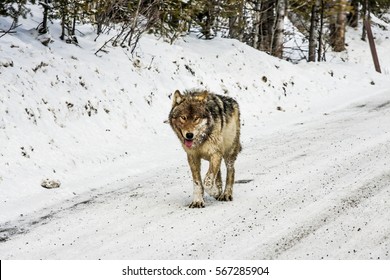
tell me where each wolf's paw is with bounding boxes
[189,200,205,208]
[204,186,222,199]
[217,193,233,201]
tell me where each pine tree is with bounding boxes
[251,0,275,53]
[154,0,193,43]
[225,0,245,40]
[0,0,36,30]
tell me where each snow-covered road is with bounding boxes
[1,91,389,260]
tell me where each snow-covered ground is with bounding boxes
[1,8,390,259]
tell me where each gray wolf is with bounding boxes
[169,89,241,208]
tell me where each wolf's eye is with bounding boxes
[193,117,200,123]
[179,116,187,122]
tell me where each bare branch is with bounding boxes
[0,21,21,39]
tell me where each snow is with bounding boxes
[1,7,390,260]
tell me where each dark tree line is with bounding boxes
[1,0,390,60]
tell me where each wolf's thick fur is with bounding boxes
[169,89,241,208]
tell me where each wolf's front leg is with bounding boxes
[203,154,223,199]
[189,181,204,208]
[187,154,205,208]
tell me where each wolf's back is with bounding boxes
[204,93,240,130]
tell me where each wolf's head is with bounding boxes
[169,90,212,149]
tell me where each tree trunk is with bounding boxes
[272,0,285,58]
[39,0,49,34]
[330,0,347,52]
[361,0,369,41]
[61,12,66,40]
[59,0,69,40]
[317,0,325,61]
[252,0,262,49]
[308,0,320,62]
[348,0,359,28]
[256,0,275,53]
[71,6,77,36]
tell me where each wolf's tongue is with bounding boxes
[184,139,193,148]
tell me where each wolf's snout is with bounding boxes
[186,132,194,140]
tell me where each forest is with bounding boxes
[1,0,390,61]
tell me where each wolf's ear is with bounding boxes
[194,91,208,102]
[172,90,184,107]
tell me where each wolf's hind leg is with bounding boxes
[215,170,223,196]
[218,159,235,201]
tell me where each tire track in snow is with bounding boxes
[252,96,390,259]
[0,185,143,243]
[262,173,390,259]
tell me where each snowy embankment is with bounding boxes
[1,10,390,259]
